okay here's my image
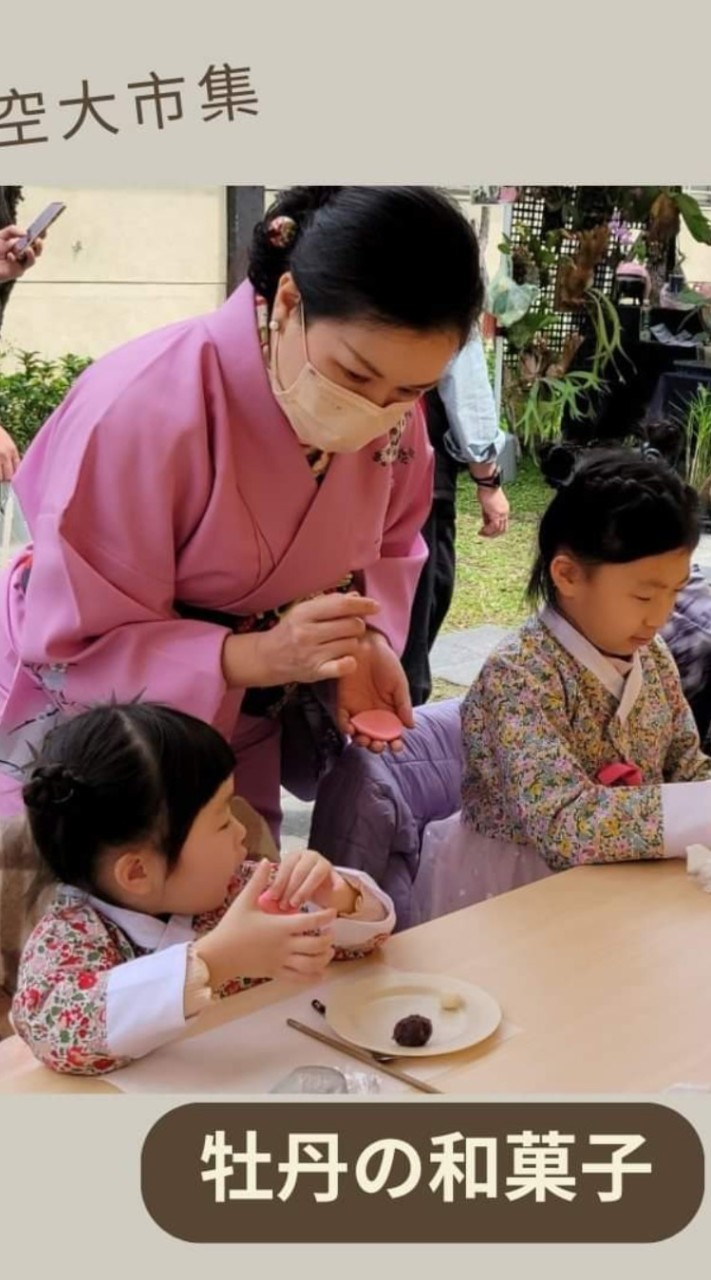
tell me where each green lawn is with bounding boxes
[447,454,549,631]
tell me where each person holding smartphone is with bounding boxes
[0,186,484,840]
[0,222,45,282]
[0,223,46,479]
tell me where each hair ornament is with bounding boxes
[267,216,297,249]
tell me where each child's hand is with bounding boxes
[267,848,358,915]
[194,858,337,989]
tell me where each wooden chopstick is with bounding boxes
[286,1017,442,1095]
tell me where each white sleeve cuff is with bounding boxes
[105,943,190,1058]
[443,431,505,466]
[661,781,711,858]
[331,868,396,949]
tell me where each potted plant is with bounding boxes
[495,187,711,461]
[502,331,603,458]
[684,386,711,530]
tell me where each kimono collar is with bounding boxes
[540,606,644,725]
[56,884,195,951]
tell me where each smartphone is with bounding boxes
[12,202,66,258]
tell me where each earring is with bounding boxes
[268,319,280,332]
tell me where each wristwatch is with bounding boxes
[475,467,502,490]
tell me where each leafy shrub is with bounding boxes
[0,349,92,454]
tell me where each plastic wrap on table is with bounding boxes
[270,1065,382,1094]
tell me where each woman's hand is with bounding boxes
[0,426,20,481]
[221,593,380,689]
[193,858,338,988]
[337,629,414,753]
[0,225,44,282]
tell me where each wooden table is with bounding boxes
[2,861,710,1094]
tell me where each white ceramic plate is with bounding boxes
[325,970,502,1058]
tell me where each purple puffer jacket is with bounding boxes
[308,699,463,931]
[661,564,711,748]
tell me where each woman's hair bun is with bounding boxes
[248,187,342,300]
[274,186,342,223]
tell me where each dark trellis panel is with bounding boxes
[502,188,646,367]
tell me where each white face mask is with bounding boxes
[269,308,413,453]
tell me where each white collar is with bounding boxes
[540,606,644,725]
[57,884,195,951]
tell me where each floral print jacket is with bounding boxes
[461,608,711,871]
[12,862,394,1076]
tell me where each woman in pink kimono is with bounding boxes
[0,187,483,836]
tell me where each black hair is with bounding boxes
[528,445,700,608]
[639,416,686,471]
[248,186,483,341]
[22,703,236,896]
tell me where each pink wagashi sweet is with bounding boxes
[350,709,406,742]
[258,890,299,915]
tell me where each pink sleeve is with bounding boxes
[16,367,233,728]
[361,402,433,656]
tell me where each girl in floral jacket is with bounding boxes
[461,447,711,875]
[12,703,394,1075]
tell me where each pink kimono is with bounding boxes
[0,282,432,831]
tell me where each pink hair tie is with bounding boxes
[267,216,297,248]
